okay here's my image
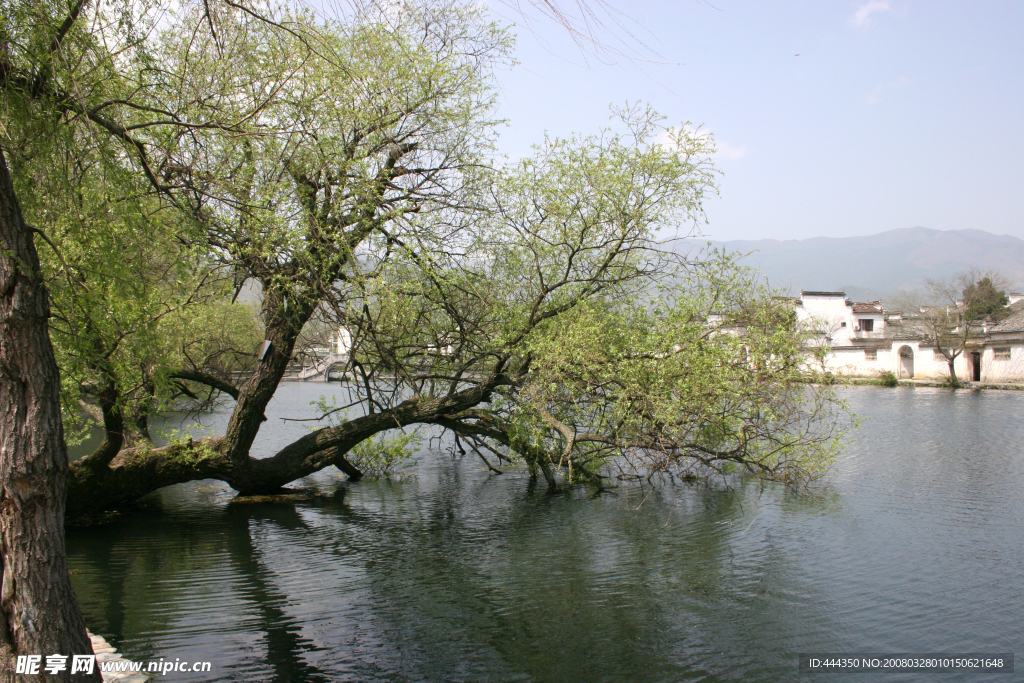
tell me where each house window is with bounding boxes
[841,322,847,328]
[864,349,877,360]
[859,318,874,332]
[993,347,1011,361]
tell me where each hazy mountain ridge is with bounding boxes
[690,227,1024,300]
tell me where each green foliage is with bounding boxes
[147,428,219,465]
[319,107,849,489]
[501,256,846,485]
[5,0,850,495]
[347,431,420,476]
[309,395,419,476]
[13,137,261,439]
[3,0,269,445]
[963,278,1009,320]
[877,370,899,387]
[347,106,719,379]
[152,0,512,323]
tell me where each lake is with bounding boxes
[66,384,1024,682]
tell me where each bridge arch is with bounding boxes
[325,361,350,382]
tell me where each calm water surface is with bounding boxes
[66,385,1024,682]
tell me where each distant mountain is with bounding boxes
[688,227,1024,300]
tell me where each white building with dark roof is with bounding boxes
[978,300,1024,382]
[795,290,1024,383]
[795,291,894,375]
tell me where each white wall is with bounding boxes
[797,292,1024,383]
[981,343,1024,382]
[817,341,975,381]
[797,293,885,347]
[796,294,856,345]
[332,328,352,356]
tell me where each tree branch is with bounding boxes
[169,369,240,400]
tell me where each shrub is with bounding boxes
[877,370,898,387]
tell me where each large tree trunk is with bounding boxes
[220,290,314,480]
[67,367,509,514]
[0,147,100,681]
[68,285,331,512]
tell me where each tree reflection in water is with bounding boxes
[67,385,1024,682]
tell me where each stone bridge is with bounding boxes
[294,353,350,381]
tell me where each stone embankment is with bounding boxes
[88,631,151,683]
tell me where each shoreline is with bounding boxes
[87,631,151,683]
[843,378,1024,391]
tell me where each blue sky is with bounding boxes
[488,1,1024,242]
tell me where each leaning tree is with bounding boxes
[55,0,515,510]
[1,0,848,675]
[6,0,848,526]
[63,95,849,513]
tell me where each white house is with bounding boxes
[976,300,1024,382]
[794,290,1024,383]
[795,291,895,376]
[795,291,887,345]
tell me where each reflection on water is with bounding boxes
[67,386,1024,682]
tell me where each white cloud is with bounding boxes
[864,76,910,105]
[849,1,892,28]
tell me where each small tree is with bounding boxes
[963,277,1009,321]
[897,269,1013,387]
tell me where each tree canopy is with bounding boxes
[1,0,853,672]
[0,0,853,515]
[7,0,851,614]
[963,277,1009,321]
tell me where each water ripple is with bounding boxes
[67,385,1024,682]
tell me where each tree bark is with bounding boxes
[66,367,510,513]
[0,146,100,681]
[220,290,313,469]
